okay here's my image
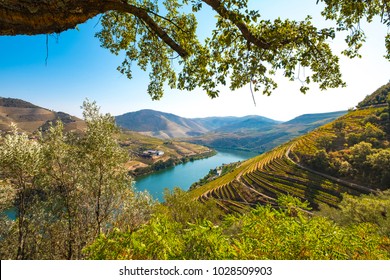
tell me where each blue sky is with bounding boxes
[1,1,390,121]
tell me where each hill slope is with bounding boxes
[115,109,209,138]
[190,107,383,213]
[118,130,214,176]
[189,82,390,212]
[357,82,390,108]
[0,97,86,133]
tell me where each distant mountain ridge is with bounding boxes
[193,115,281,132]
[284,111,347,125]
[115,109,347,152]
[1,96,347,154]
[115,110,284,139]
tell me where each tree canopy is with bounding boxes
[1,0,389,99]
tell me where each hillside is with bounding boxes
[189,101,389,212]
[193,115,281,132]
[0,97,86,134]
[115,109,208,138]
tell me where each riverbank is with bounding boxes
[118,130,216,178]
[129,149,217,177]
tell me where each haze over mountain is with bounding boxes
[115,109,347,152]
[0,97,86,134]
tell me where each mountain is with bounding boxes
[0,97,86,134]
[115,109,344,150]
[214,116,281,133]
[115,109,208,138]
[188,111,347,153]
[284,111,348,126]
[115,110,282,139]
[192,115,280,132]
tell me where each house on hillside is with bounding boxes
[142,150,165,158]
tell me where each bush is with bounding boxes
[86,199,390,260]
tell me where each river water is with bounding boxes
[134,149,258,201]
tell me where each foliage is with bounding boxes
[0,124,44,259]
[0,101,156,259]
[357,82,390,108]
[319,0,390,59]
[296,104,390,188]
[95,0,390,99]
[160,187,224,224]
[319,191,390,237]
[96,0,349,99]
[368,149,390,186]
[86,194,389,260]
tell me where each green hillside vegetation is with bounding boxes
[357,82,390,108]
[295,108,390,188]
[188,107,388,214]
[86,191,390,260]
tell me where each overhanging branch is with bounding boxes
[0,0,189,58]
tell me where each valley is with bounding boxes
[3,0,390,263]
[115,108,347,153]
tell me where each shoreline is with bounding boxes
[129,149,217,178]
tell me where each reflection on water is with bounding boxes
[135,149,258,201]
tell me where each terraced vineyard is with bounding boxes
[191,110,379,212]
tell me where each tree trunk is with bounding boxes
[0,0,108,35]
[0,0,189,57]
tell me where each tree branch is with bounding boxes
[202,0,271,49]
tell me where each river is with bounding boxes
[135,149,258,201]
